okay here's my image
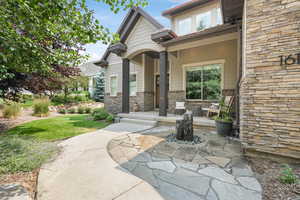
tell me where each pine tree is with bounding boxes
[93,71,105,102]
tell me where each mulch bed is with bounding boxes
[0,170,39,199]
[248,158,300,200]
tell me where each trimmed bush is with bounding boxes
[77,106,85,114]
[67,108,76,114]
[3,103,22,119]
[58,108,66,114]
[92,108,105,116]
[33,98,50,117]
[85,107,92,114]
[106,114,114,122]
[93,112,109,121]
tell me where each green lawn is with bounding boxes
[1,114,110,174]
[4,114,110,141]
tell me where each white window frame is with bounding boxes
[177,17,192,36]
[182,59,225,101]
[129,72,137,96]
[109,75,118,97]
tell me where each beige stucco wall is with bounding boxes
[169,39,238,92]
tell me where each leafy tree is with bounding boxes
[0,0,148,99]
[93,71,105,102]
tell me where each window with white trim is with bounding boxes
[110,76,117,96]
[178,17,192,36]
[129,74,137,96]
[186,64,221,100]
[196,8,222,31]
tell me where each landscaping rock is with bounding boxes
[0,184,30,200]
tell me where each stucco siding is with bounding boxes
[124,17,164,58]
[170,39,238,92]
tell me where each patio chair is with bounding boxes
[175,102,186,115]
[207,95,235,118]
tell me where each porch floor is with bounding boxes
[118,111,215,128]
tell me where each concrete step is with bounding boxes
[118,113,157,121]
[119,118,158,126]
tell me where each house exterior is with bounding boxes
[95,0,300,160]
[79,61,104,98]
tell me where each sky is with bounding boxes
[84,0,189,62]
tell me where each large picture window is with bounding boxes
[186,64,221,100]
[129,74,137,96]
[110,76,117,96]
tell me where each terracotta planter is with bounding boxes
[215,120,233,136]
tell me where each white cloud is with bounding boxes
[82,42,108,63]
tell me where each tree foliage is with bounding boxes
[0,0,147,99]
[93,71,105,102]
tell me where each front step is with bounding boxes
[119,118,157,126]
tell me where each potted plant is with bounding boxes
[213,98,233,136]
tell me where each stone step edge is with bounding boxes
[119,118,158,126]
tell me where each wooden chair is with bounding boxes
[207,95,235,118]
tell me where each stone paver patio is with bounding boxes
[108,126,262,200]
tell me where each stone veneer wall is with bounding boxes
[105,92,155,114]
[104,93,122,114]
[240,0,300,159]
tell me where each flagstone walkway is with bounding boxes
[37,123,262,200]
[108,126,262,200]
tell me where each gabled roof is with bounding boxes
[162,0,212,17]
[79,62,103,77]
[95,7,164,66]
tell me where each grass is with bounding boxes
[1,114,110,174]
[4,114,110,141]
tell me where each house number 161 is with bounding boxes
[279,53,300,66]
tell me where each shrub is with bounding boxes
[58,108,66,114]
[106,114,114,122]
[85,107,92,114]
[92,108,105,116]
[51,95,65,105]
[33,98,50,117]
[74,95,87,102]
[93,112,109,121]
[279,164,299,184]
[3,103,22,119]
[67,108,76,114]
[77,106,85,114]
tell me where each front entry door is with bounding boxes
[155,74,169,109]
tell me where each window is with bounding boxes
[129,74,137,96]
[186,64,221,100]
[196,8,223,31]
[178,18,192,36]
[196,11,211,31]
[216,8,222,25]
[110,76,117,96]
